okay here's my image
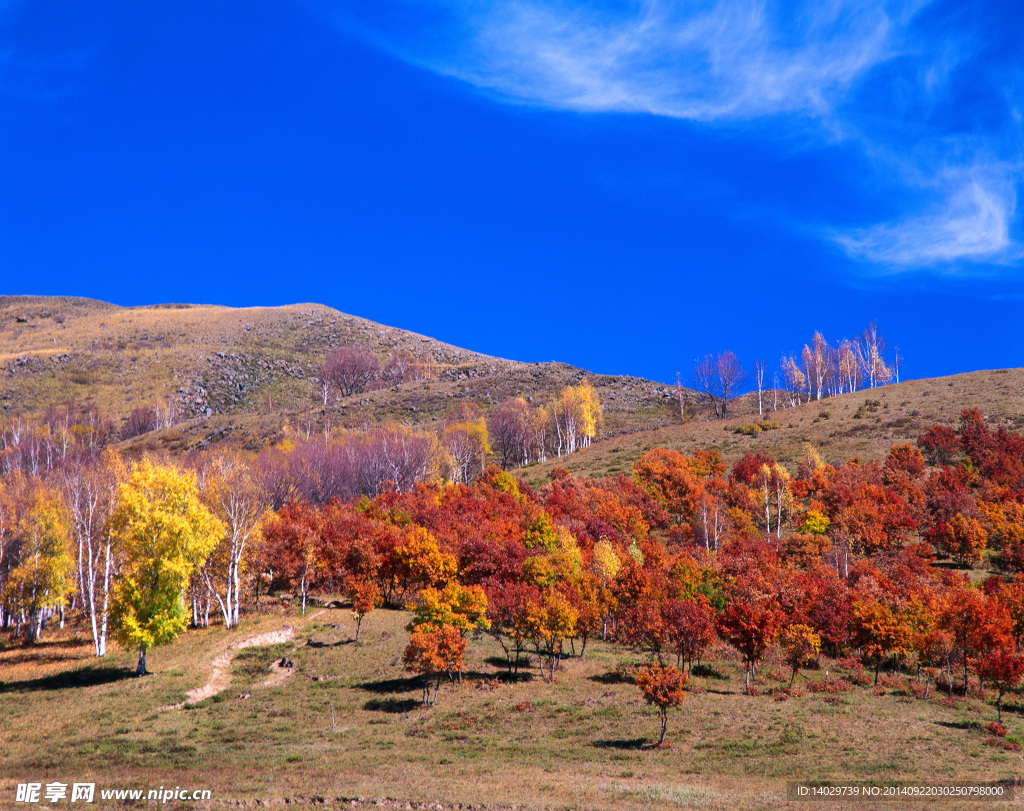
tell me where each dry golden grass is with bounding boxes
[519,369,1024,486]
[0,296,679,454]
[3,605,1022,810]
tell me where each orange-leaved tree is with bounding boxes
[403,623,466,706]
[347,575,380,643]
[635,663,688,746]
[850,599,912,685]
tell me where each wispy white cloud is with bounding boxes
[834,159,1021,266]
[369,0,913,121]
[335,0,1022,272]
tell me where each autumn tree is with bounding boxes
[917,425,959,466]
[484,580,539,677]
[975,649,1024,724]
[441,411,491,484]
[591,539,621,638]
[392,526,457,598]
[61,451,124,655]
[2,485,74,643]
[320,345,381,398]
[720,596,783,693]
[937,587,1009,693]
[755,462,792,539]
[632,449,701,525]
[803,332,831,401]
[850,599,912,684]
[858,322,892,389]
[836,339,860,393]
[779,623,821,687]
[488,398,537,470]
[662,595,716,676]
[938,513,988,568]
[526,589,578,681]
[693,351,745,418]
[635,663,688,746]
[780,355,807,406]
[262,502,323,614]
[381,348,415,387]
[403,623,466,706]
[347,575,379,642]
[551,381,602,456]
[199,453,268,628]
[109,459,224,675]
[410,582,490,639]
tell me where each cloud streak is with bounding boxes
[335,0,1022,272]
[835,160,1021,267]
[364,0,911,121]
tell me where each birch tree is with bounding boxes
[61,451,124,656]
[754,358,767,415]
[109,458,224,675]
[200,454,269,628]
[858,322,892,389]
[2,485,74,643]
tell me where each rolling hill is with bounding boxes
[3,297,1020,472]
[0,296,680,454]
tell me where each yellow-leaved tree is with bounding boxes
[109,458,225,675]
[552,381,602,456]
[441,416,491,484]
[2,483,74,643]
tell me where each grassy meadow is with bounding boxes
[3,601,1022,810]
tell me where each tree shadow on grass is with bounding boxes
[357,676,424,695]
[589,671,633,685]
[691,664,729,680]
[0,666,133,694]
[485,654,532,668]
[935,720,981,731]
[363,697,420,713]
[358,669,516,696]
[305,639,354,649]
[1000,703,1024,718]
[484,656,537,682]
[593,738,649,750]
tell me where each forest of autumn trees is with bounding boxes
[248,406,1024,721]
[8,342,1024,743]
[7,393,1024,736]
[0,375,601,657]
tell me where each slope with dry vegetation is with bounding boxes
[0,296,679,455]
[517,369,1024,486]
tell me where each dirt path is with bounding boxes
[162,610,327,709]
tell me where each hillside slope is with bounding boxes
[0,296,680,452]
[518,369,1024,485]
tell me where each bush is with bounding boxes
[851,671,874,686]
[735,419,781,437]
[807,676,852,694]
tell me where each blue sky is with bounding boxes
[1,0,1022,385]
